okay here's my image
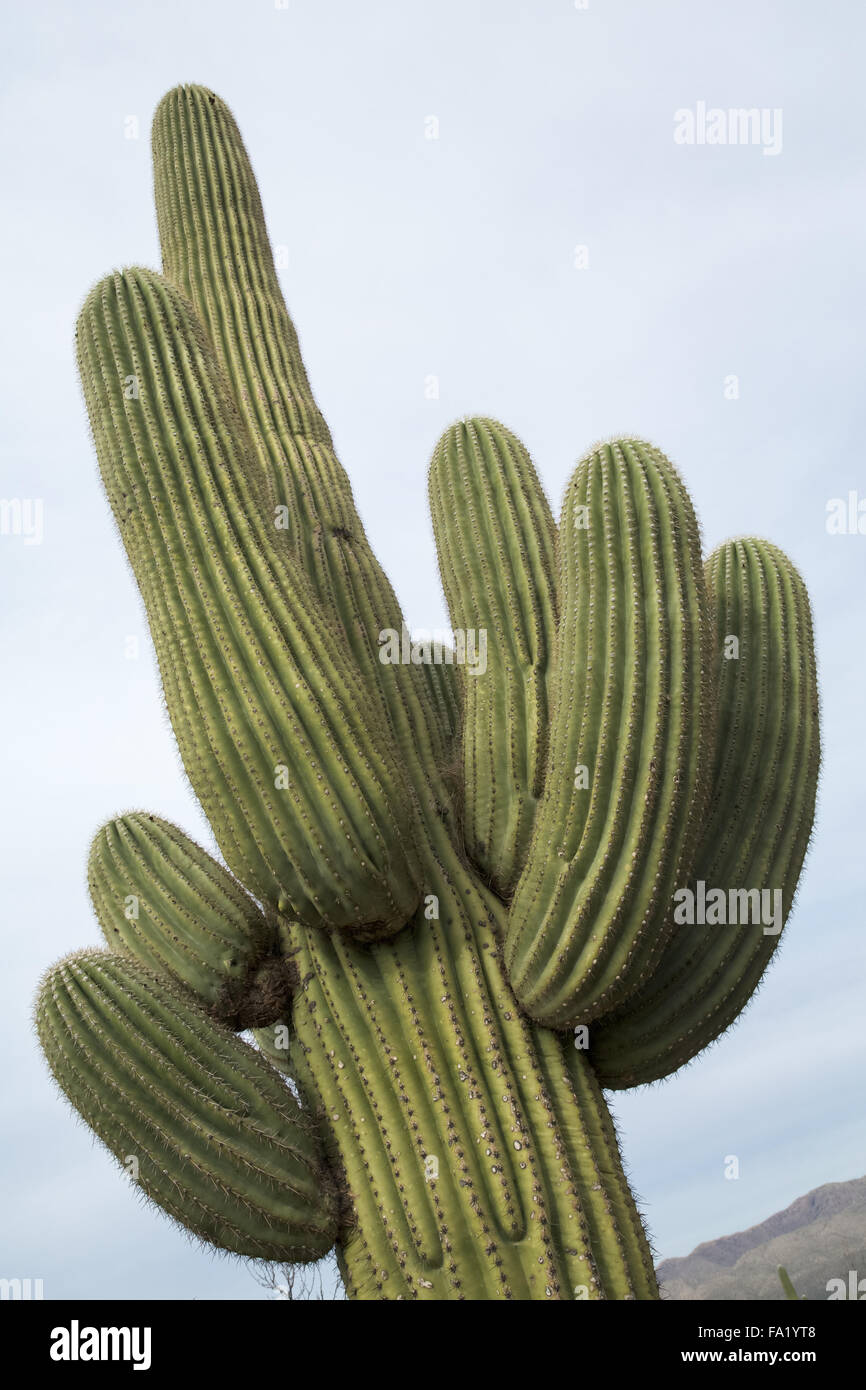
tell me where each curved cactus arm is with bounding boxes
[429,418,558,895]
[504,439,714,1027]
[35,951,340,1262]
[77,266,420,938]
[151,84,453,776]
[590,539,820,1088]
[88,812,296,1029]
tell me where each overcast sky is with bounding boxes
[2,0,864,1299]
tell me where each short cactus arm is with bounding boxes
[590,538,820,1087]
[504,439,714,1027]
[77,267,421,937]
[429,417,558,895]
[88,812,296,1029]
[35,952,339,1261]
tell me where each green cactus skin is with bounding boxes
[36,951,338,1261]
[590,539,820,1088]
[88,813,295,1028]
[505,440,714,1028]
[35,84,820,1301]
[429,418,558,896]
[778,1265,806,1300]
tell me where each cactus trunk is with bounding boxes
[283,842,657,1299]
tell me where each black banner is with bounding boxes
[3,1297,859,1375]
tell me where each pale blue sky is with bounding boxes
[2,0,864,1298]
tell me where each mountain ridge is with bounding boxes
[656,1176,866,1300]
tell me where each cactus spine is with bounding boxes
[36,85,820,1300]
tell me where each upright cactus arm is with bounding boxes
[429,418,558,895]
[77,267,421,938]
[151,86,455,778]
[589,538,820,1087]
[503,439,715,1028]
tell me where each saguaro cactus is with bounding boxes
[36,85,820,1300]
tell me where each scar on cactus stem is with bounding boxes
[35,83,820,1301]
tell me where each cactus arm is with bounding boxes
[88,812,295,1028]
[152,85,336,485]
[35,952,339,1261]
[504,439,714,1027]
[151,85,454,776]
[77,267,420,937]
[429,418,558,895]
[590,539,820,1087]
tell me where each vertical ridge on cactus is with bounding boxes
[35,83,820,1300]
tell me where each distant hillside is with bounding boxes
[657,1177,866,1300]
